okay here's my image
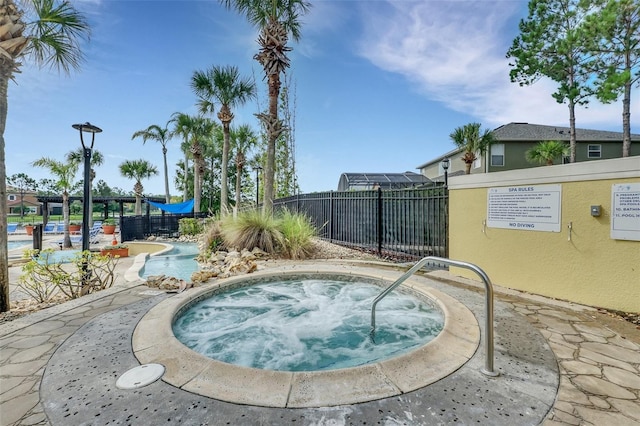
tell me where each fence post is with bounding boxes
[329,191,334,242]
[377,187,383,256]
[444,185,449,258]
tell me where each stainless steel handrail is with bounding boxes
[370,256,499,377]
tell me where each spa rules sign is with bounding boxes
[487,184,562,232]
[611,183,640,241]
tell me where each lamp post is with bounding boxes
[73,122,102,253]
[73,122,101,290]
[441,158,450,258]
[441,158,450,190]
[254,166,263,206]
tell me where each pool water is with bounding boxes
[8,240,31,251]
[162,242,200,256]
[173,279,444,371]
[141,243,199,281]
[36,250,82,264]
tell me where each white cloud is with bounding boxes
[297,1,353,58]
[357,0,638,132]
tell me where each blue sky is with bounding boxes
[6,0,638,196]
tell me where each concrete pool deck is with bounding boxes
[1,236,639,425]
[133,270,483,408]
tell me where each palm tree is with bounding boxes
[119,160,158,216]
[132,124,172,203]
[449,123,496,174]
[231,124,258,215]
[32,157,80,249]
[189,116,216,214]
[170,112,195,202]
[0,0,90,312]
[526,140,569,166]
[203,124,223,212]
[191,65,256,214]
[220,0,310,213]
[66,148,104,227]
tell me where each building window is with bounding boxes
[490,144,504,166]
[588,145,601,158]
[8,194,15,201]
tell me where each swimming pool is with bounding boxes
[36,250,82,264]
[8,240,31,251]
[140,242,200,281]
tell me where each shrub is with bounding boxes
[101,243,128,250]
[278,210,317,259]
[218,209,317,259]
[179,218,203,235]
[220,210,284,255]
[202,219,225,254]
[19,249,119,301]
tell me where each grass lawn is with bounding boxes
[7,214,114,225]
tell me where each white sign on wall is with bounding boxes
[611,183,640,241]
[487,184,562,232]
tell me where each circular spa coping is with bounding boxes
[132,270,480,408]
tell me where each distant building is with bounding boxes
[6,185,41,215]
[338,172,432,191]
[417,122,640,181]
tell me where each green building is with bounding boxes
[418,122,640,181]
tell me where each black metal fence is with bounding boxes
[273,186,448,261]
[120,212,208,241]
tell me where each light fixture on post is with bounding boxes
[73,122,102,287]
[254,165,263,206]
[441,158,450,258]
[441,158,450,190]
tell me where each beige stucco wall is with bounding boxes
[448,157,640,313]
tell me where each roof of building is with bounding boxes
[416,122,640,169]
[7,198,40,208]
[338,172,432,191]
[6,186,37,195]
[492,122,640,142]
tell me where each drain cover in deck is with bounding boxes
[116,363,165,389]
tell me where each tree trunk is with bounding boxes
[263,73,280,214]
[133,181,143,215]
[19,193,24,221]
[235,161,242,218]
[62,191,72,248]
[622,79,631,157]
[0,71,9,312]
[464,161,472,175]
[88,169,94,228]
[183,151,189,202]
[569,101,576,163]
[193,147,201,214]
[163,147,170,203]
[221,120,231,214]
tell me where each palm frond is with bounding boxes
[25,0,90,74]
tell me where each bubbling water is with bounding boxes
[172,279,444,371]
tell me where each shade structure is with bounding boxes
[146,199,194,214]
